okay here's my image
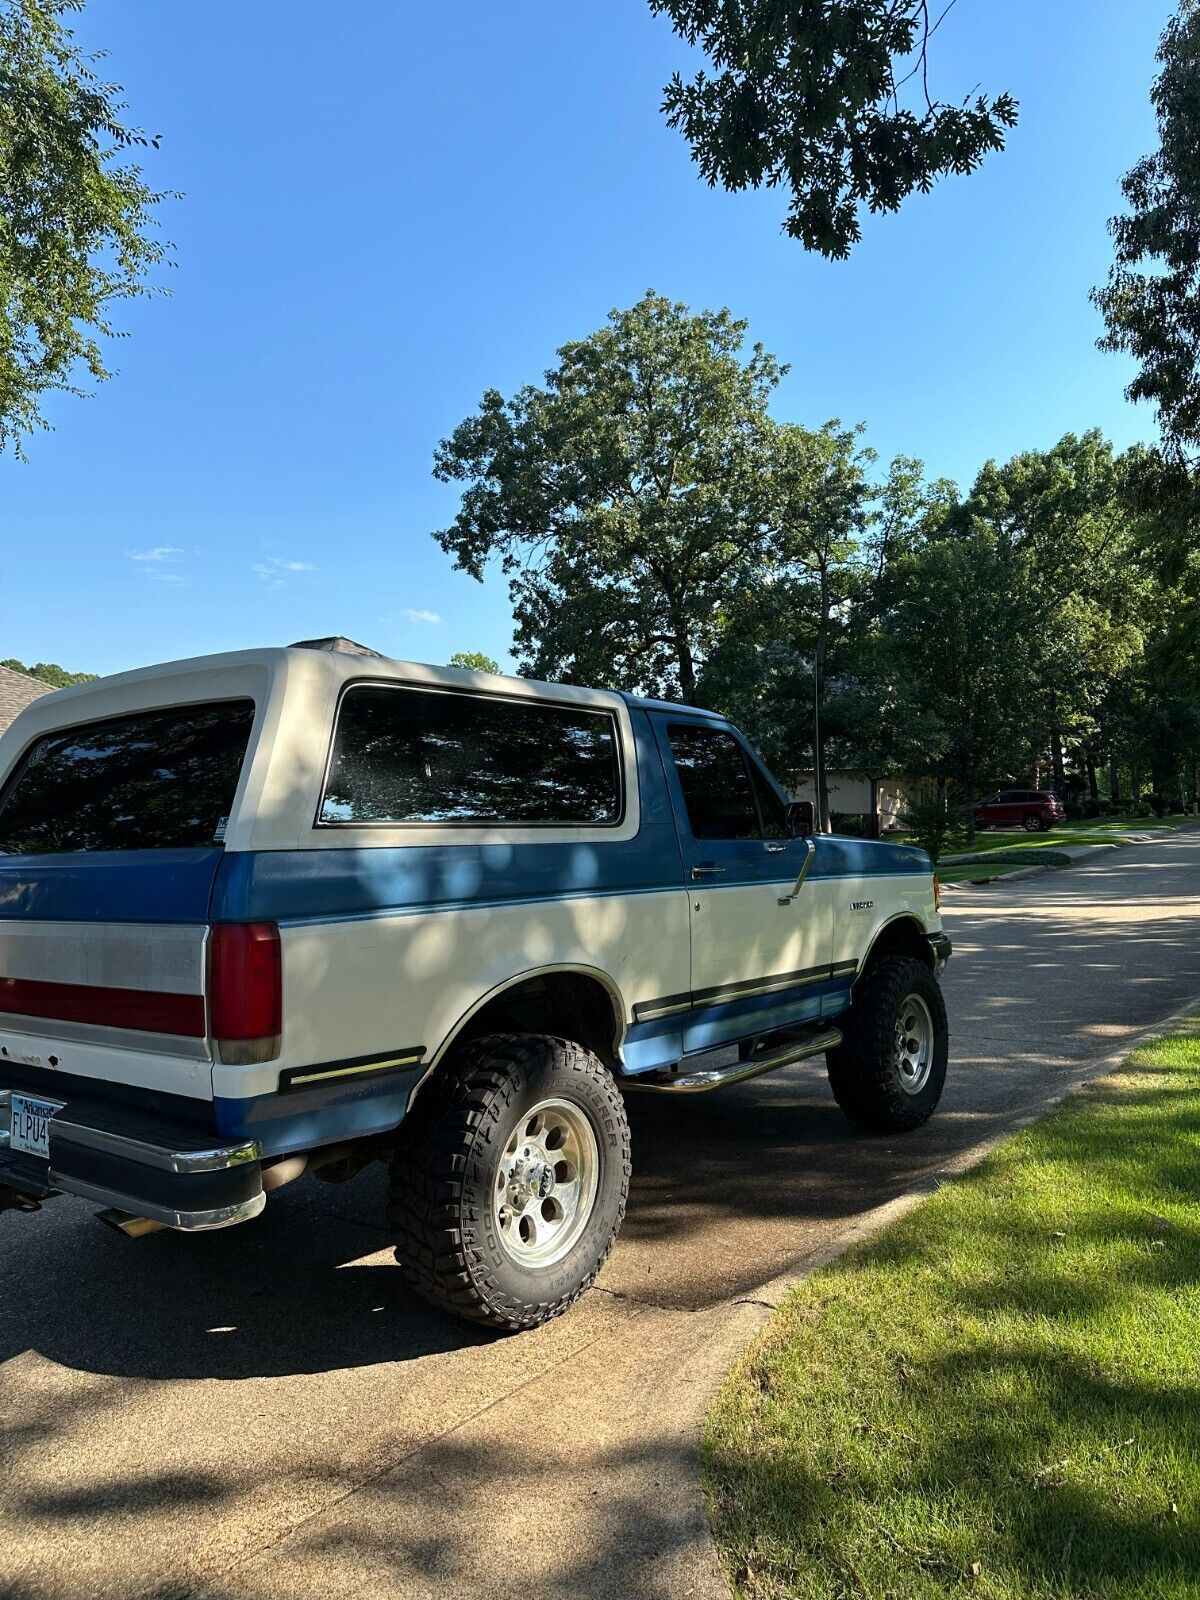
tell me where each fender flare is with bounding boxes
[407,962,628,1109]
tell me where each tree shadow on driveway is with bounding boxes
[0,1171,487,1380]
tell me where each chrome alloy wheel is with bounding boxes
[493,1098,600,1268]
[894,992,935,1096]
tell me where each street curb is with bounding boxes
[940,841,1117,866]
[942,857,1086,890]
[939,835,1165,890]
[693,991,1200,1600]
[940,819,1200,872]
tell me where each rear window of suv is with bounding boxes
[0,701,255,855]
[319,684,621,827]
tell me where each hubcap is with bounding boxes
[493,1098,599,1269]
[894,992,935,1096]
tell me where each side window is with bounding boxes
[320,685,621,826]
[744,753,788,839]
[667,724,761,841]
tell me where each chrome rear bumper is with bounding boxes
[0,1089,265,1231]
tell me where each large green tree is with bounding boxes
[0,0,166,453]
[650,0,1017,257]
[1094,3,1200,460]
[697,422,872,798]
[872,521,1037,793]
[432,291,782,702]
[958,432,1145,794]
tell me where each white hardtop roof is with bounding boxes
[0,646,649,853]
[14,645,630,718]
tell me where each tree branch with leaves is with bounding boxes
[650,0,1017,257]
[0,0,169,454]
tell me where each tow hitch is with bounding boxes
[0,1183,44,1216]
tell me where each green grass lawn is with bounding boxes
[705,1017,1200,1599]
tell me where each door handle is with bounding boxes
[690,864,726,880]
[777,837,816,905]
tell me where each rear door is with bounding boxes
[0,699,256,1101]
[652,717,833,1053]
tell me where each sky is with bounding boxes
[0,0,1177,678]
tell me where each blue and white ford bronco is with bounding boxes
[0,641,950,1330]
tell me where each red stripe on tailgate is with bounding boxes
[0,976,205,1037]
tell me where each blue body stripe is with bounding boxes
[0,847,224,924]
[0,834,927,927]
[623,972,853,1074]
[210,834,926,926]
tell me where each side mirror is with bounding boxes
[786,800,814,838]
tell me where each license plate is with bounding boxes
[9,1094,63,1161]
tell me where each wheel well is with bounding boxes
[860,916,932,978]
[444,970,622,1072]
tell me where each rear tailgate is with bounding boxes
[0,848,222,1099]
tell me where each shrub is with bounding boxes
[899,785,970,864]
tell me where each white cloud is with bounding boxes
[252,557,319,590]
[126,546,187,584]
[127,546,183,564]
[403,607,441,624]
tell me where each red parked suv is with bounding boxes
[974,788,1065,832]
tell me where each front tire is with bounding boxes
[388,1033,630,1331]
[826,958,948,1132]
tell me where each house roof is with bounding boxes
[0,665,55,733]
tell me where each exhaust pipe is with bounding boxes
[261,1153,309,1192]
[95,1207,167,1239]
[260,1141,361,1194]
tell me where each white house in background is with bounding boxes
[789,770,933,833]
[0,665,54,736]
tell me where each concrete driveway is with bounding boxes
[2,828,1198,1600]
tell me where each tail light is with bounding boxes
[209,922,281,1064]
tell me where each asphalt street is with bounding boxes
[1,827,1198,1600]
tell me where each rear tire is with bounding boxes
[388,1033,630,1331]
[826,958,948,1132]
[1023,813,1044,832]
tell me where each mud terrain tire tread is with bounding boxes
[388,1033,630,1332]
[825,957,948,1133]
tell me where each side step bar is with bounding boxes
[625,1026,843,1094]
